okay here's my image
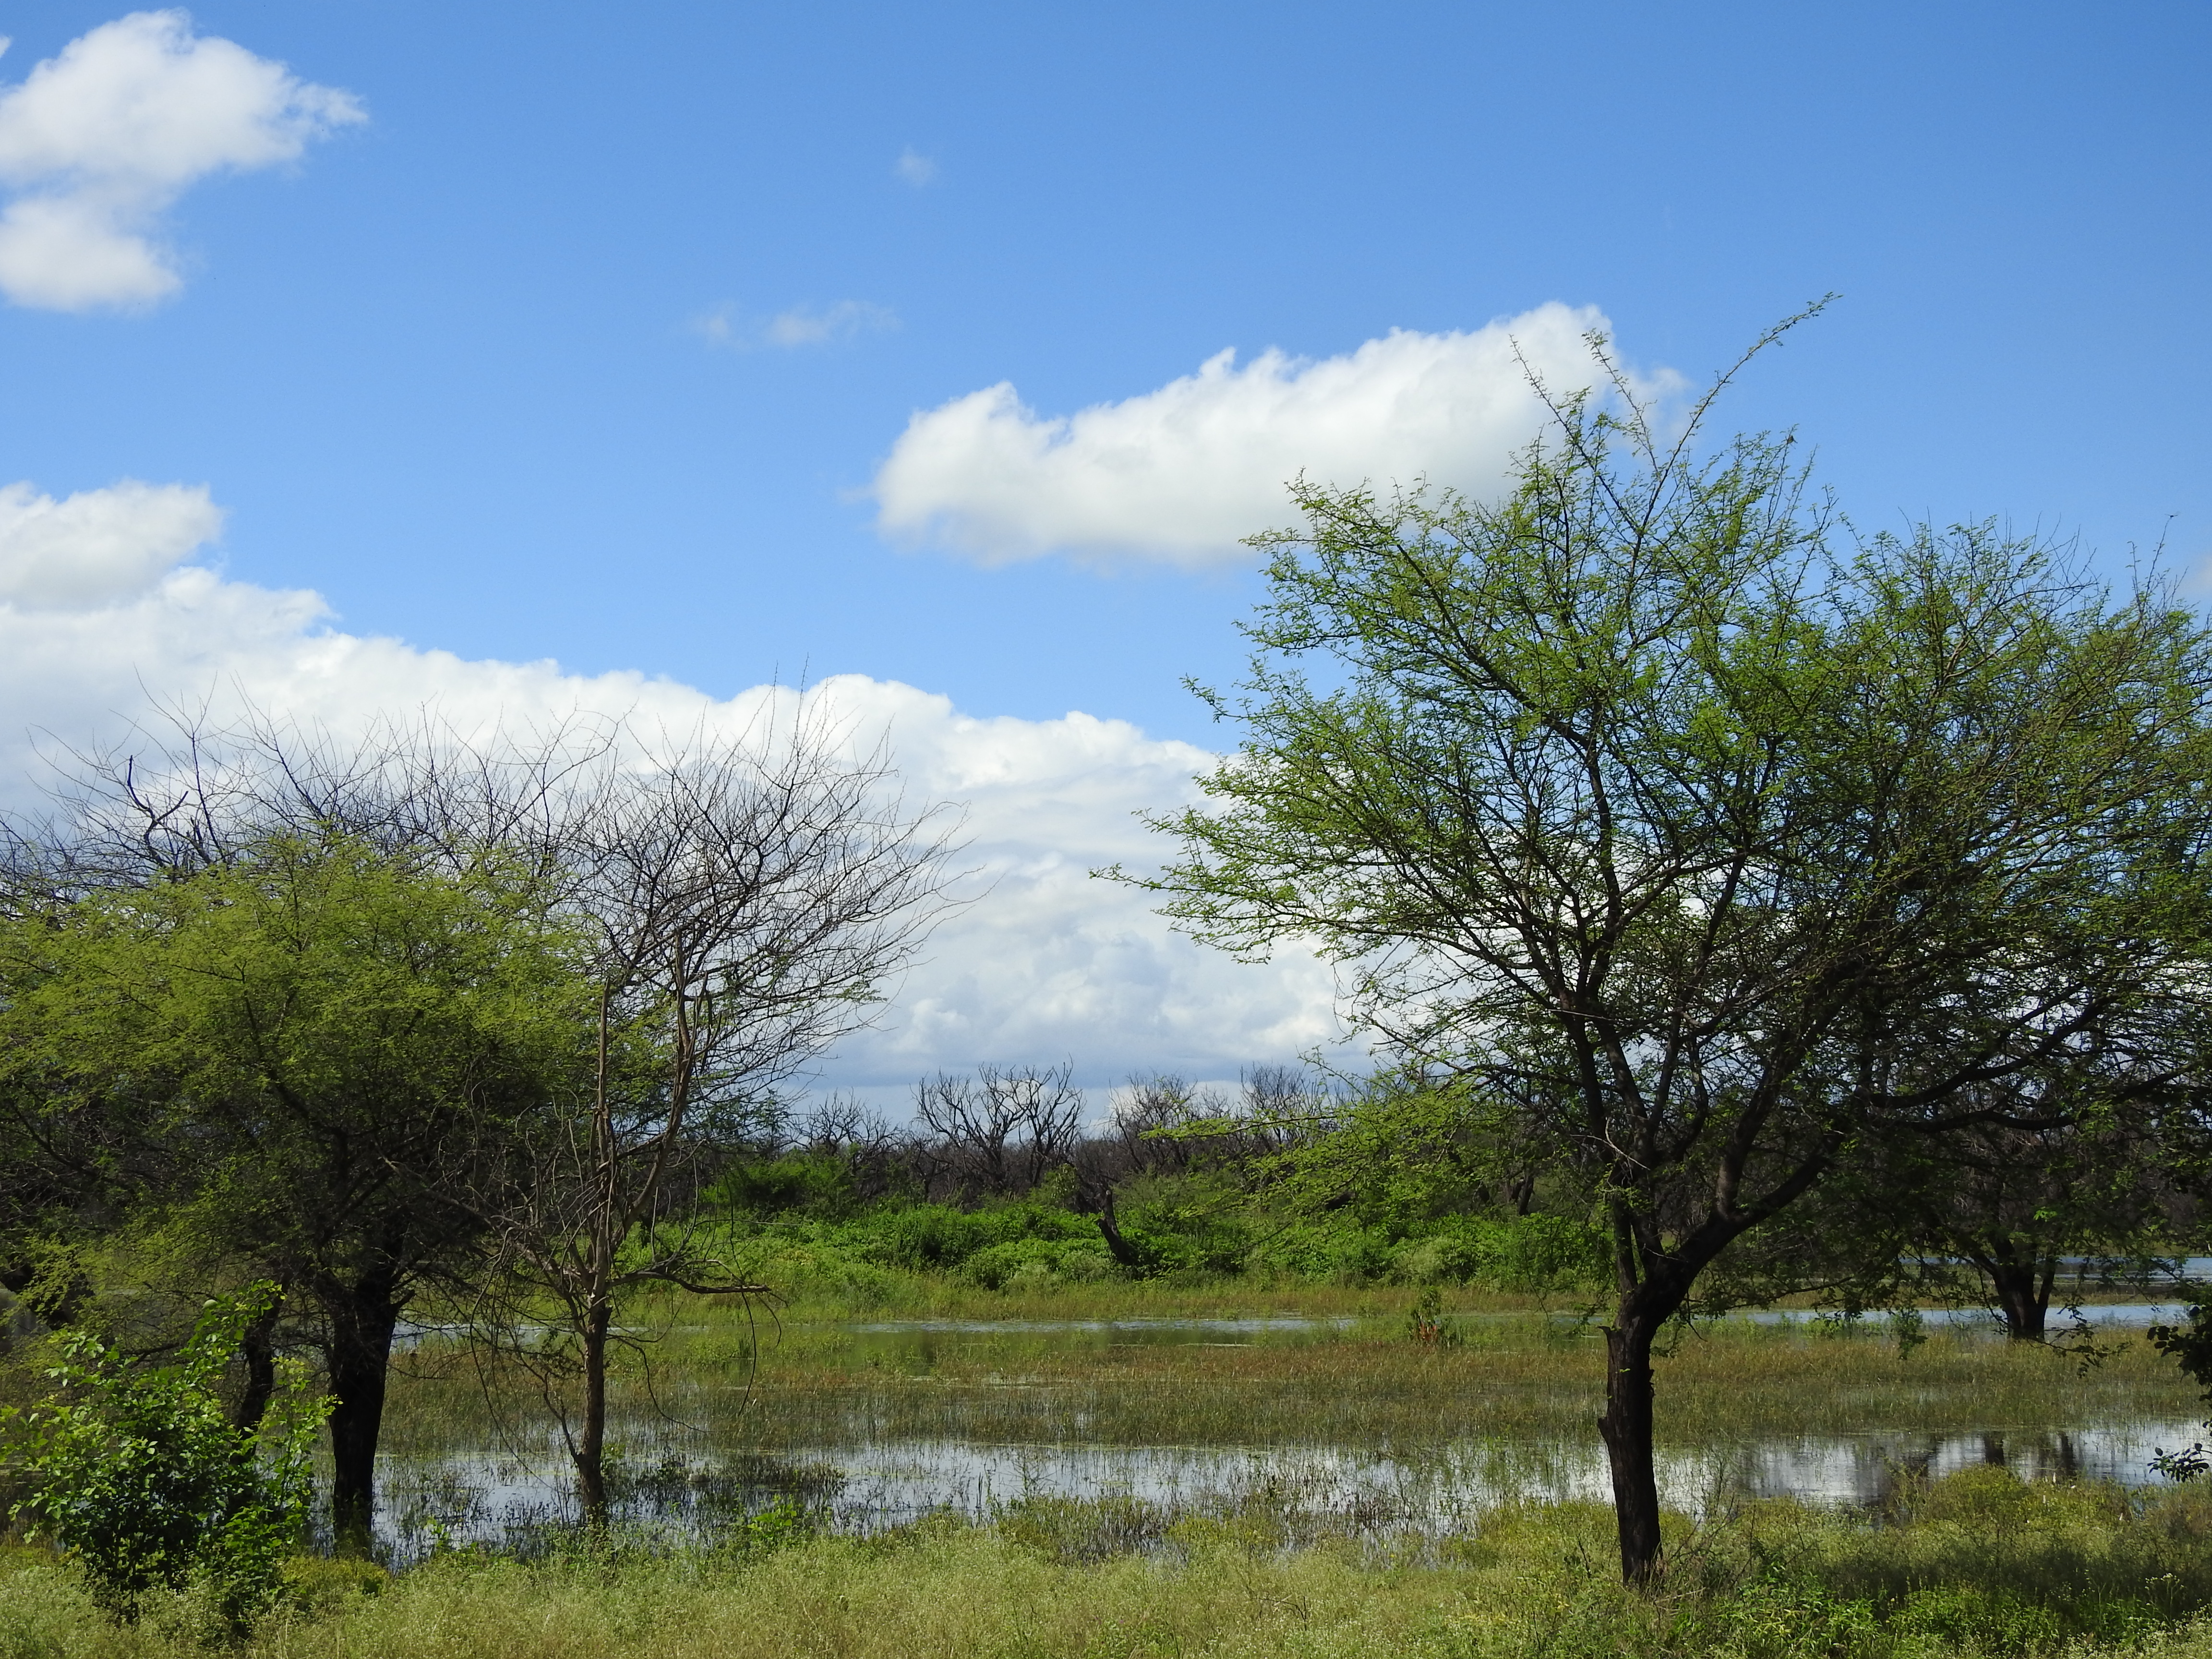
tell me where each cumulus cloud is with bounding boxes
[0,477,1341,1088]
[0,478,221,606]
[695,298,898,350]
[0,10,364,311]
[893,146,937,187]
[873,302,1683,568]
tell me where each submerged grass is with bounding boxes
[378,1283,2204,1458]
[11,1473,2212,1657]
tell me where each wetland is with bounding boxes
[364,1278,2212,1561]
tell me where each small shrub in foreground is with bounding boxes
[3,1287,327,1636]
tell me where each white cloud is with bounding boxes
[873,302,1682,568]
[0,478,221,607]
[764,299,897,348]
[0,10,364,311]
[893,146,937,187]
[695,298,898,350]
[0,478,1342,1087]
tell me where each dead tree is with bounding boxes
[474,709,960,1528]
[914,1062,1085,1198]
[799,1095,908,1202]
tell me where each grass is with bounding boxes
[11,1473,2212,1657]
[378,1281,2206,1459]
[13,1265,2212,1654]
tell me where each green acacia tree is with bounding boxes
[0,829,590,1550]
[1124,334,2212,1581]
[1857,1071,2195,1341]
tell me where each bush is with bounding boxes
[1382,1214,1609,1293]
[1479,1213,1610,1293]
[3,1286,328,1635]
[709,1154,859,1218]
[849,1202,1095,1274]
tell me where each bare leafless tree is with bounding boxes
[1100,1073,1222,1178]
[1235,1064,1341,1156]
[914,1061,1084,1198]
[473,708,962,1526]
[21,699,605,887]
[798,1095,908,1202]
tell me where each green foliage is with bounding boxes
[2150,1291,2212,1400]
[717,1183,1611,1299]
[0,830,596,1536]
[9,1473,2212,1657]
[709,1154,863,1219]
[4,1286,329,1634]
[2149,1290,2212,1479]
[1120,346,2212,1575]
[0,831,594,1285]
[849,1201,1099,1275]
[1383,1213,1610,1293]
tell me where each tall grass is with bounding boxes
[377,1288,2205,1458]
[10,1474,2212,1657]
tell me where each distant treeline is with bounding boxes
[705,1063,1610,1294]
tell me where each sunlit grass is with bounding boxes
[12,1474,2212,1657]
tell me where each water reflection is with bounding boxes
[1742,1305,2193,1330]
[366,1417,2205,1563]
[361,1295,2212,1560]
[842,1317,1357,1337]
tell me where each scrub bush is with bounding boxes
[4,1286,327,1635]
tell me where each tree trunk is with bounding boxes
[1597,1311,1665,1582]
[1094,1188,1148,1272]
[1986,1253,2055,1341]
[324,1283,401,1554]
[577,1294,612,1529]
[232,1292,282,1431]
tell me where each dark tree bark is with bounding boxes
[1597,1262,1700,1582]
[1598,1316,1664,1581]
[1980,1249,2058,1342]
[323,1279,403,1553]
[231,1290,283,1431]
[1093,1188,1148,1272]
[1505,1172,1537,1216]
[576,1295,613,1527]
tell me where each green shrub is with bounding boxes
[854,1201,1095,1272]
[709,1154,860,1218]
[959,1240,1063,1290]
[1480,1213,1610,1293]
[1381,1214,1609,1292]
[3,1286,328,1635]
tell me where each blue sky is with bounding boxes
[0,2,2207,1090]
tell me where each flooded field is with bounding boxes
[363,1296,2212,1561]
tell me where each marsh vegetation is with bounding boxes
[12,1277,2212,1656]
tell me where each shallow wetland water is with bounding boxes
[363,1290,2212,1561]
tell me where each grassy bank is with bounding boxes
[10,1473,2212,1658]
